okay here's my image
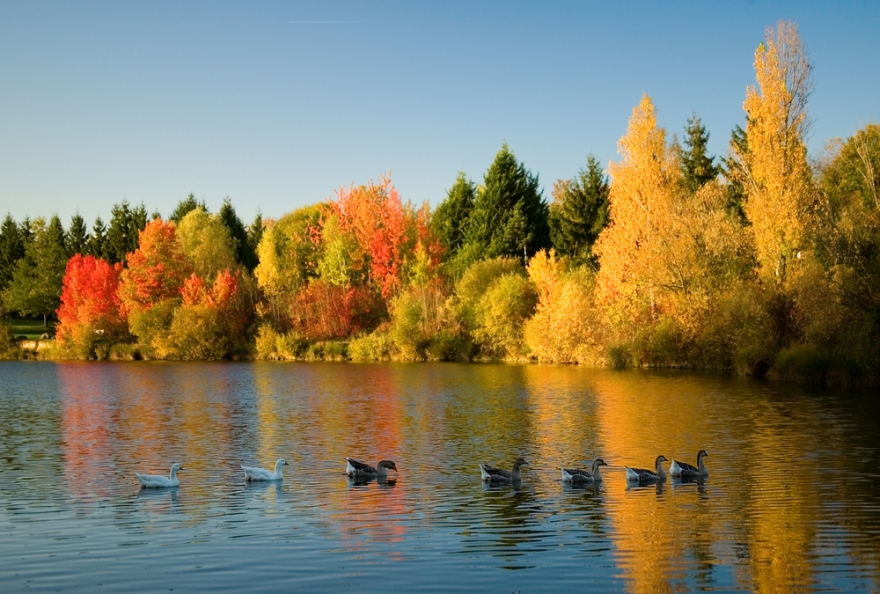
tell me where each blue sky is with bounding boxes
[1,1,878,226]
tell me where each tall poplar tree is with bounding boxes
[548,155,610,267]
[734,20,814,284]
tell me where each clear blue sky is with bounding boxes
[1,1,878,226]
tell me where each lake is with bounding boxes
[0,361,878,592]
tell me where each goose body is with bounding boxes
[480,457,528,482]
[561,458,608,483]
[625,455,668,482]
[345,457,398,478]
[670,450,709,477]
[241,458,289,481]
[136,463,183,488]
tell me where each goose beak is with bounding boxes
[284,461,289,466]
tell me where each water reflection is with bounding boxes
[0,362,878,593]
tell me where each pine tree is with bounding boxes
[170,193,207,223]
[66,213,89,257]
[680,114,720,194]
[246,212,264,268]
[548,155,610,267]
[463,144,549,263]
[2,217,69,326]
[433,172,475,256]
[104,201,148,264]
[88,217,107,258]
[721,125,749,221]
[218,197,257,270]
[0,214,25,295]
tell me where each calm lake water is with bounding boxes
[1,361,879,593]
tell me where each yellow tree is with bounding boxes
[736,20,814,284]
[594,94,678,327]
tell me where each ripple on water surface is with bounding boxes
[0,361,879,592]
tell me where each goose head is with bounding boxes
[377,460,398,472]
[275,459,289,470]
[512,457,528,470]
[170,463,183,477]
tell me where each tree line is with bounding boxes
[1,21,879,384]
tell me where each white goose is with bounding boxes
[345,457,398,478]
[480,457,528,482]
[561,458,608,483]
[241,458,289,481]
[136,463,183,488]
[670,450,709,478]
[625,455,668,482]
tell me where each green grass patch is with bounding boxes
[7,317,56,340]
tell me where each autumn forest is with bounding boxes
[1,22,879,384]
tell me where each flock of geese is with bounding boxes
[135,451,708,488]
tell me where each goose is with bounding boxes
[670,450,709,477]
[241,458,289,481]
[561,458,608,483]
[562,458,608,483]
[136,463,183,488]
[625,455,668,482]
[480,457,528,482]
[345,457,398,478]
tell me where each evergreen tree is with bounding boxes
[0,214,25,295]
[47,215,67,254]
[680,114,720,193]
[432,172,475,257]
[19,216,33,245]
[548,155,610,267]
[170,193,207,223]
[89,217,107,258]
[218,197,257,271]
[463,144,549,263]
[66,213,89,257]
[721,124,749,222]
[104,201,148,264]
[246,212,264,268]
[2,218,68,326]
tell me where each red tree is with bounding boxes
[55,254,127,352]
[118,219,192,314]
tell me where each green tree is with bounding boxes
[66,213,89,257]
[548,155,610,267]
[175,208,238,280]
[0,214,25,296]
[169,193,206,223]
[88,217,107,258]
[2,217,69,326]
[105,201,148,264]
[218,197,258,271]
[721,124,749,221]
[247,212,264,269]
[463,144,550,264]
[680,114,720,194]
[433,172,475,256]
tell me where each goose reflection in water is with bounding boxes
[136,485,180,513]
[347,475,397,488]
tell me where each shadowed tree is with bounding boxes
[0,214,25,296]
[66,213,89,257]
[548,155,610,267]
[680,114,720,194]
[433,172,475,257]
[463,144,550,264]
[169,193,207,223]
